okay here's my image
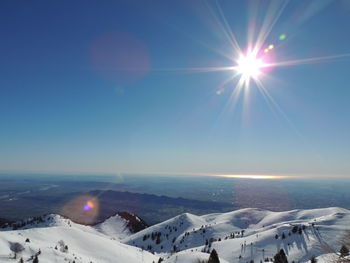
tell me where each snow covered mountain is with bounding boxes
[124,207,350,263]
[0,214,158,263]
[93,212,148,240]
[0,207,349,263]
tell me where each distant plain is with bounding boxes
[1,173,349,225]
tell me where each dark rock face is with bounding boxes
[116,211,148,233]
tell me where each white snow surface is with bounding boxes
[124,207,350,263]
[93,214,132,240]
[1,207,349,263]
[163,251,229,263]
[0,214,157,263]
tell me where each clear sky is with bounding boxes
[1,0,350,176]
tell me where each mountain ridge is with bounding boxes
[0,207,349,263]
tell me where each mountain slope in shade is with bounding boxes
[93,213,136,240]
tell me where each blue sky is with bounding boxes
[1,0,350,176]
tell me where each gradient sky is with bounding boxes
[1,0,350,176]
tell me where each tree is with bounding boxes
[19,258,24,263]
[208,249,220,263]
[340,245,349,257]
[9,242,25,259]
[33,255,39,263]
[274,249,288,263]
[292,226,298,233]
[310,256,317,263]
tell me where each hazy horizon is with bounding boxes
[1,170,350,180]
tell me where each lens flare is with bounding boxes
[279,34,286,40]
[83,200,95,211]
[62,195,99,224]
[90,31,150,84]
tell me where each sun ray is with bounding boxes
[216,74,243,121]
[148,1,350,134]
[246,1,259,50]
[152,66,235,74]
[266,53,350,68]
[218,74,247,120]
[213,0,242,56]
[254,78,304,138]
[253,0,289,54]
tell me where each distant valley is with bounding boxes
[1,174,350,226]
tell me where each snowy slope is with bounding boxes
[124,207,350,263]
[1,207,349,263]
[92,214,132,240]
[0,214,158,263]
[2,213,141,240]
[163,251,230,263]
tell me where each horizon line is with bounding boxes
[0,169,349,179]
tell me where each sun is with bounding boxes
[236,52,264,81]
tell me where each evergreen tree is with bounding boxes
[340,245,349,257]
[280,249,288,263]
[19,258,24,263]
[33,255,39,263]
[292,226,298,234]
[208,249,220,263]
[274,249,288,263]
[310,256,317,263]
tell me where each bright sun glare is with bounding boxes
[236,52,264,81]
[216,174,288,179]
